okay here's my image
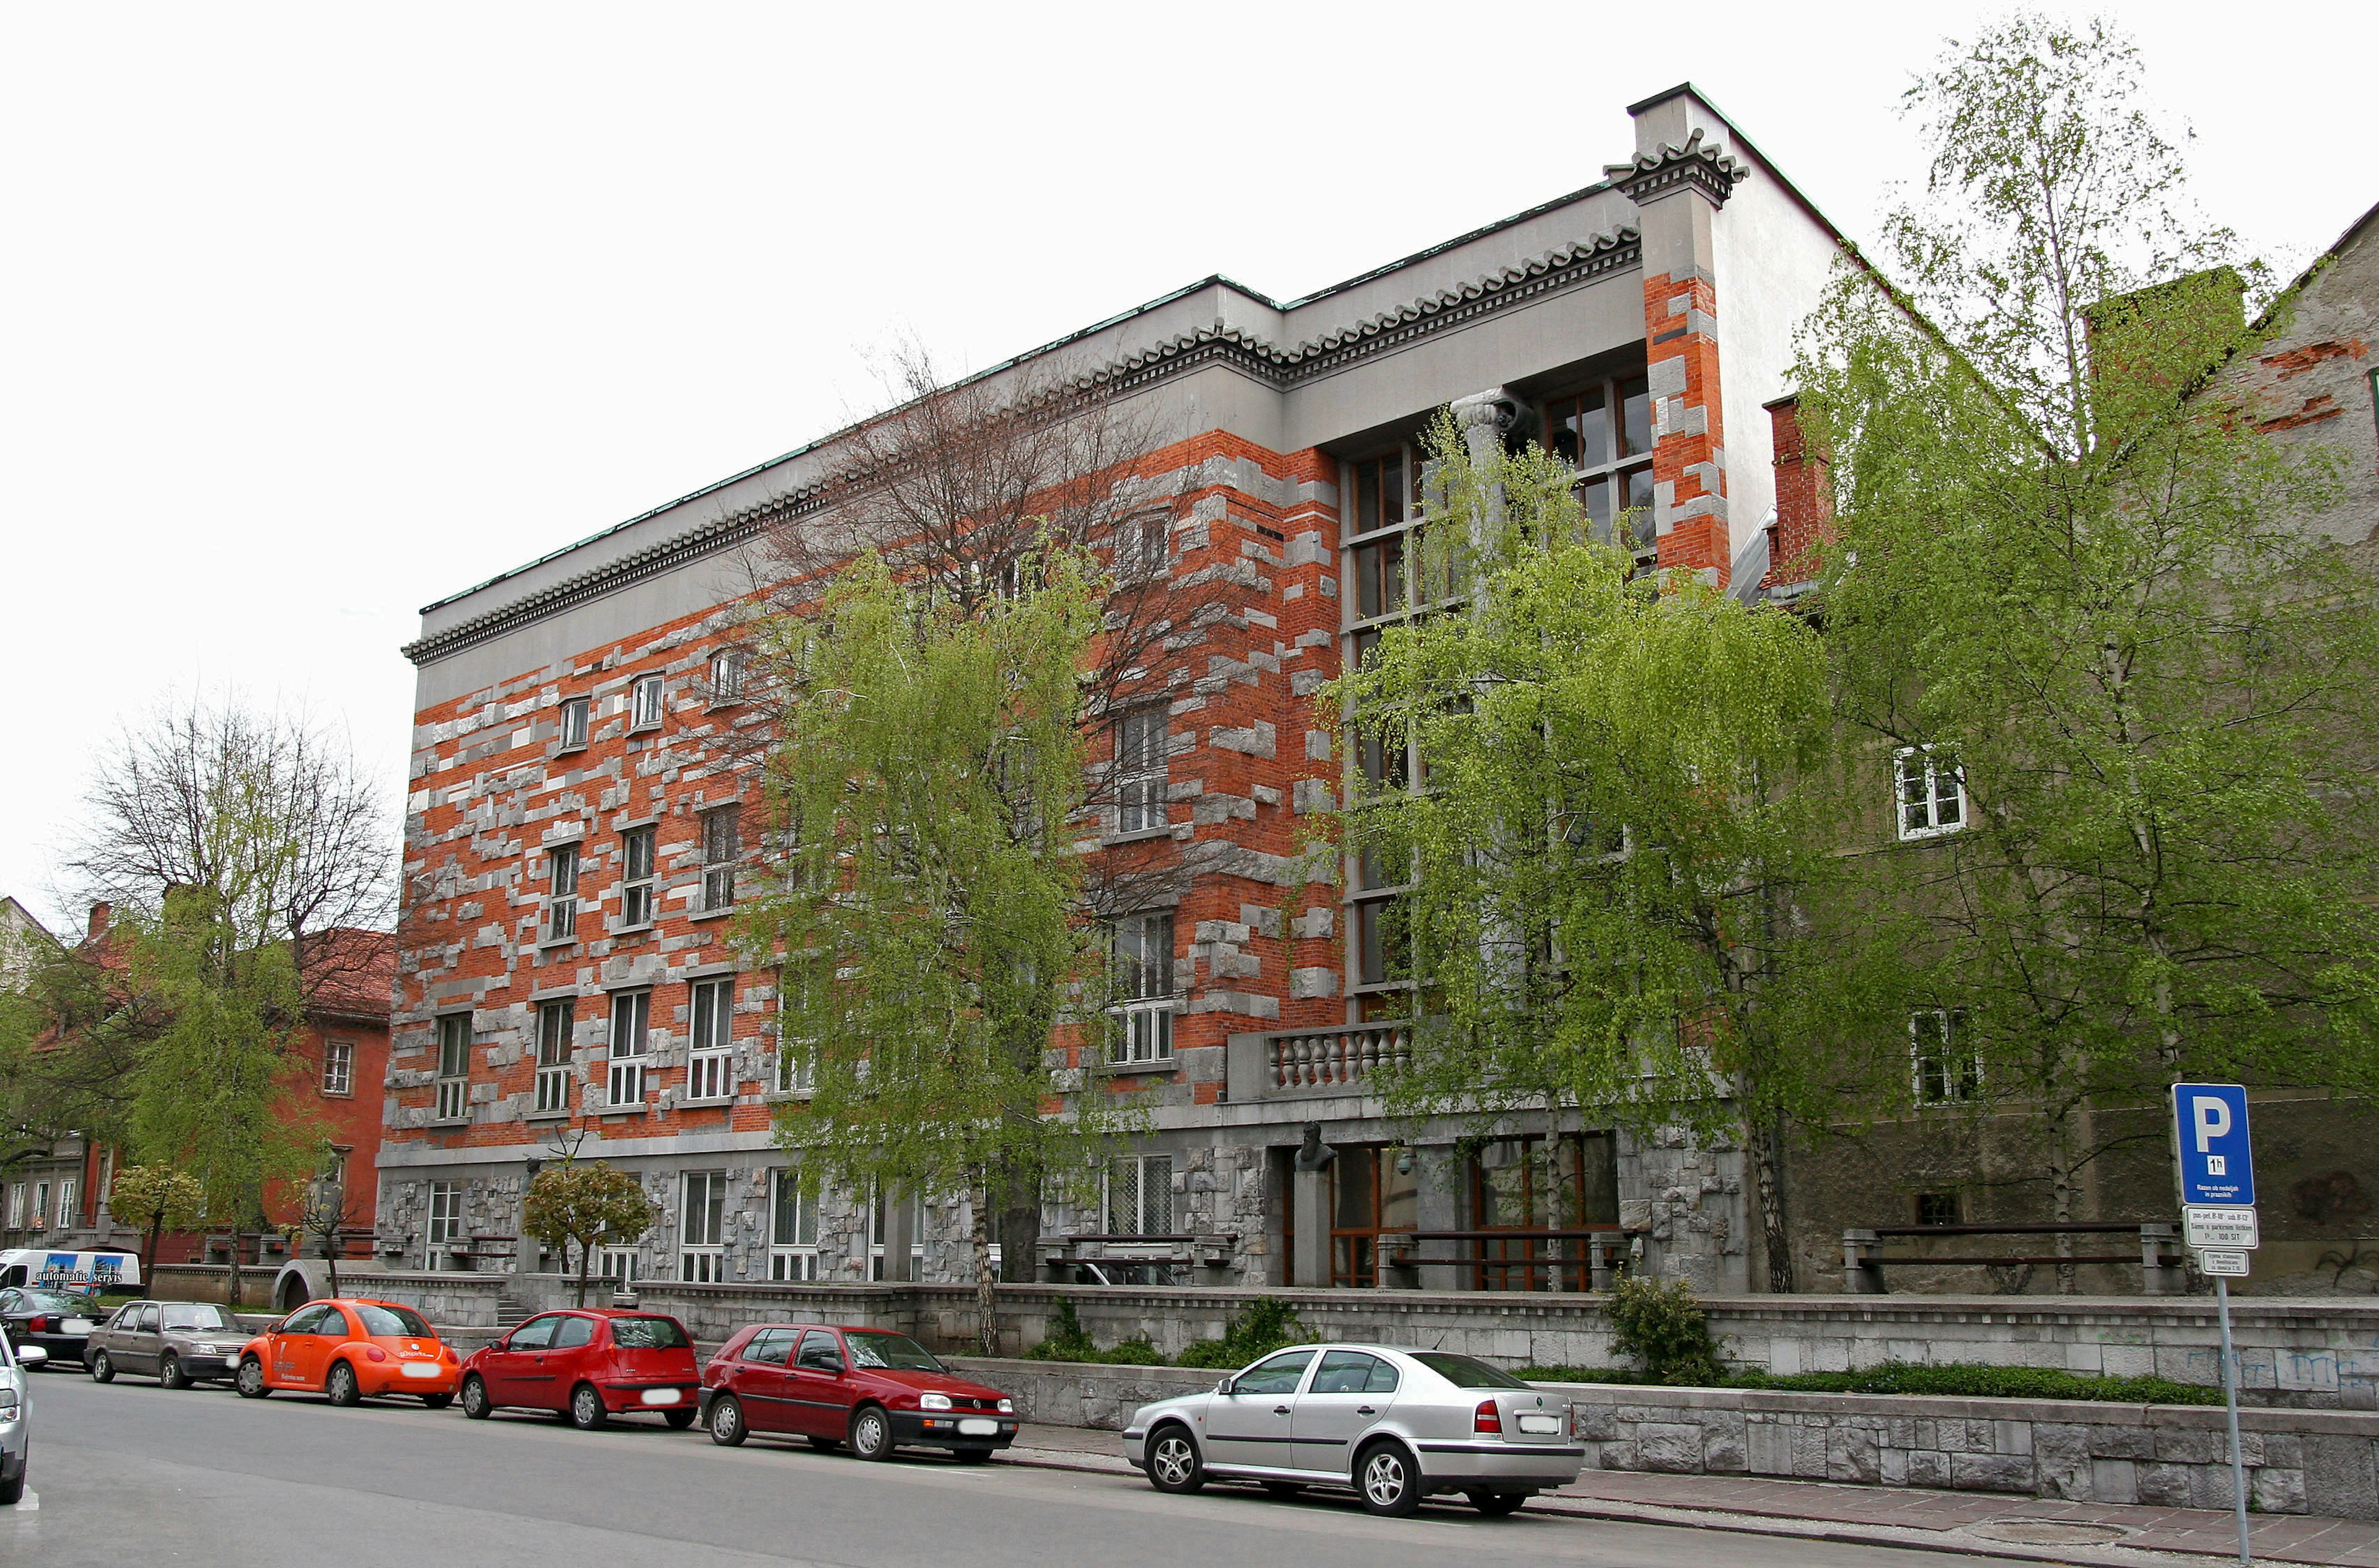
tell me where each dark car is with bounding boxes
[88,1299,260,1388]
[699,1324,1018,1462]
[458,1308,700,1430]
[0,1288,102,1370]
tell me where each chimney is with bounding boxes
[86,901,112,942]
[1763,393,1831,591]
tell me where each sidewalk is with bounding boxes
[1003,1423,2379,1567]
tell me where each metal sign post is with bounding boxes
[2172,1084,2256,1568]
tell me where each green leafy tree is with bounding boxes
[740,545,1142,1351]
[103,1163,205,1284]
[1321,414,1875,1290]
[1797,17,2379,1281]
[523,1158,655,1307]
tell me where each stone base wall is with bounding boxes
[941,1356,1217,1431]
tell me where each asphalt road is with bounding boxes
[7,1369,2015,1567]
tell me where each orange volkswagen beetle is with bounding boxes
[234,1298,460,1408]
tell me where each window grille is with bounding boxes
[535,999,574,1114]
[1116,708,1168,833]
[434,1014,471,1122]
[546,843,580,940]
[559,696,590,750]
[1895,745,1966,839]
[608,991,650,1109]
[680,1170,727,1282]
[322,1038,354,1097]
[702,807,739,911]
[1106,1154,1174,1235]
[1910,1009,1981,1105]
[770,1168,819,1281]
[620,826,655,927]
[1108,913,1175,1065]
[631,673,664,732]
[687,977,734,1101]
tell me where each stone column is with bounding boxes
[1292,1168,1331,1289]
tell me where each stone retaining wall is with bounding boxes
[942,1356,1217,1432]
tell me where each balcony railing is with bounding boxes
[1226,1022,1412,1100]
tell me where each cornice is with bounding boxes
[1603,128,1748,210]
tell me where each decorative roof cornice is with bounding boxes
[403,228,1642,670]
[1604,128,1748,210]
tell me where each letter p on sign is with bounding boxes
[2193,1096,2231,1154]
[2171,1083,2254,1208]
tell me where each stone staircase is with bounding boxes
[493,1281,536,1328]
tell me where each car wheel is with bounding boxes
[1467,1489,1527,1517]
[326,1362,361,1408]
[1146,1425,1204,1494]
[954,1448,993,1465]
[1262,1481,1306,1498]
[460,1375,491,1419]
[848,1404,893,1461]
[662,1406,696,1430]
[421,1392,454,1410]
[0,1463,22,1507]
[89,1349,115,1383]
[160,1352,190,1391]
[1356,1440,1422,1518]
[806,1436,841,1453]
[569,1383,607,1431]
[236,1357,272,1399]
[708,1394,747,1447]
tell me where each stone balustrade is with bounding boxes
[1226,1022,1412,1099]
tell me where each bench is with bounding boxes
[1036,1232,1237,1282]
[1843,1223,2186,1294]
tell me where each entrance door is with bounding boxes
[1290,1349,1399,1476]
[1330,1146,1419,1287]
[1204,1347,1313,1471]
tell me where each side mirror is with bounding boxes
[1214,1376,1234,1396]
[18,1346,46,1367]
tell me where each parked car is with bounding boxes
[0,1287,100,1370]
[458,1308,700,1430]
[1121,1344,1583,1517]
[0,1329,45,1505]
[698,1323,1018,1461]
[233,1299,461,1407]
[87,1299,253,1388]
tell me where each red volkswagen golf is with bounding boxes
[457,1308,701,1430]
[698,1324,1018,1461]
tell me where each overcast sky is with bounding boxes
[4,1,2373,934]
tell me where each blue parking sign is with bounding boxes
[2171,1083,2254,1206]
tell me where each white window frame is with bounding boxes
[867,1183,925,1281]
[546,842,581,941]
[701,807,739,912]
[426,1180,463,1269]
[559,695,590,751]
[1910,1008,1981,1106]
[1115,707,1168,834]
[535,999,574,1114]
[6,1184,24,1229]
[680,1170,727,1282]
[434,1014,471,1123]
[620,825,656,928]
[607,991,651,1110]
[630,673,665,732]
[31,1181,50,1233]
[1895,744,1966,840]
[322,1038,354,1098]
[1104,1153,1175,1236]
[55,1178,76,1232]
[1108,913,1176,1066]
[597,1246,641,1286]
[708,648,745,706]
[769,1168,819,1281]
[686,977,734,1102]
[774,1030,815,1095]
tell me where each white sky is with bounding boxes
[5,1,2373,934]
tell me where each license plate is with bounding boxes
[63,1320,92,1334]
[641,1388,683,1406]
[401,1362,442,1379]
[1516,1413,1561,1435]
[958,1417,997,1436]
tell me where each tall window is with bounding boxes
[1120,508,1169,581]
[31,1182,49,1232]
[559,695,590,750]
[426,1180,463,1269]
[1911,1009,1981,1106]
[535,1000,574,1114]
[607,991,651,1109]
[434,1014,471,1122]
[6,1184,23,1229]
[1895,745,1966,839]
[1116,708,1168,834]
[701,807,739,911]
[1352,895,1409,991]
[631,673,664,732]
[1544,376,1654,556]
[620,825,656,927]
[680,1170,726,1282]
[770,1168,819,1281]
[1106,1154,1173,1236]
[1467,1132,1619,1292]
[546,843,581,940]
[868,1184,925,1281]
[1108,913,1175,1065]
[709,647,745,705]
[55,1178,76,1231]
[687,978,734,1101]
[1326,1145,1421,1288]
[322,1038,354,1097]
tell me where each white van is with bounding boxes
[0,1250,141,1290]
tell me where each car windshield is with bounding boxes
[19,1290,80,1313]
[161,1304,237,1332]
[1409,1352,1531,1390]
[610,1316,690,1350]
[353,1304,434,1338]
[844,1331,942,1372]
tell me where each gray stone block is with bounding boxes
[1704,1416,1747,1474]
[2136,1461,2195,1507]
[2154,1429,2222,1465]
[1746,1421,1794,1476]
[2087,1424,2156,1461]
[1950,1452,2036,1493]
[2188,1463,2240,1512]
[2301,1434,2378,1519]
[2035,1424,2092,1499]
[1906,1450,1952,1489]
[1827,1427,1882,1484]
[2253,1466,2308,1515]
[1638,1422,1705,1473]
[2090,1458,2139,1504]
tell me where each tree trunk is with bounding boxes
[994,1148,1042,1285]
[144,1210,164,1286]
[971,1178,998,1356]
[2047,1103,2079,1295]
[1748,1113,1794,1293]
[575,1238,593,1307]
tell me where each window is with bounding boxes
[426,1180,463,1268]
[620,826,655,928]
[559,696,590,751]
[1232,1348,1316,1396]
[1348,451,1414,537]
[322,1038,354,1097]
[1352,531,1407,621]
[1108,913,1175,1065]
[701,807,739,911]
[1325,1144,1421,1288]
[708,648,745,706]
[795,1328,844,1373]
[31,1182,50,1231]
[434,1014,471,1123]
[770,1168,819,1281]
[1915,1191,1961,1227]
[742,1326,798,1365]
[1895,745,1966,839]
[1120,509,1170,581]
[549,1314,595,1349]
[1115,708,1168,834]
[1105,1154,1173,1236]
[1911,1009,1980,1106]
[680,1170,726,1282]
[687,978,734,1102]
[55,1179,76,1231]
[5,1185,22,1229]
[774,1027,814,1095]
[1312,1349,1399,1394]
[535,1000,574,1114]
[546,843,581,940]
[868,1183,924,1281]
[608,991,651,1110]
[1466,1132,1619,1292]
[1546,377,1655,556]
[1352,896,1409,990]
[597,1247,641,1287]
[631,673,664,732]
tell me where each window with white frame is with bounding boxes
[535,999,574,1114]
[769,1168,819,1281]
[709,647,745,705]
[774,1027,814,1095]
[1105,1154,1174,1235]
[1115,707,1168,834]
[1108,913,1175,1065]
[6,1183,23,1229]
[680,1170,727,1282]
[620,825,655,928]
[546,842,581,940]
[322,1038,354,1097]
[31,1181,50,1232]
[559,695,590,750]
[55,1178,76,1232]
[630,673,664,732]
[1895,745,1966,840]
[434,1014,471,1122]
[607,991,651,1110]
[598,1246,641,1285]
[701,807,739,911]
[426,1180,463,1268]
[687,977,734,1102]
[1910,1009,1981,1106]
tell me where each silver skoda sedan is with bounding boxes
[1121,1344,1582,1517]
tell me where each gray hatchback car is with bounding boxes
[1122,1344,1582,1517]
[87,1300,253,1388]
[1,1325,45,1504]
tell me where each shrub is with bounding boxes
[1515,1359,2223,1406]
[1178,1297,1310,1370]
[1022,1297,1098,1362]
[1604,1274,1725,1386]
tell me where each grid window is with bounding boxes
[322,1038,354,1097]
[620,826,656,928]
[1108,913,1175,1065]
[770,1168,820,1281]
[680,1170,726,1282]
[598,1246,641,1286]
[631,673,664,732]
[535,1000,574,1114]
[1348,450,1416,537]
[709,648,745,705]
[1547,377,1655,556]
[1352,532,1407,621]
[1105,1154,1174,1236]
[546,843,581,940]
[608,991,651,1110]
[6,1185,22,1229]
[559,696,590,750]
[1911,1009,1981,1106]
[427,1180,463,1268]
[1352,897,1408,989]
[56,1179,76,1230]
[687,978,734,1102]
[702,808,739,911]
[1895,745,1966,839]
[1116,708,1168,834]
[434,1014,471,1122]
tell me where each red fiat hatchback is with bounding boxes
[458,1308,701,1430]
[699,1324,1018,1461]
